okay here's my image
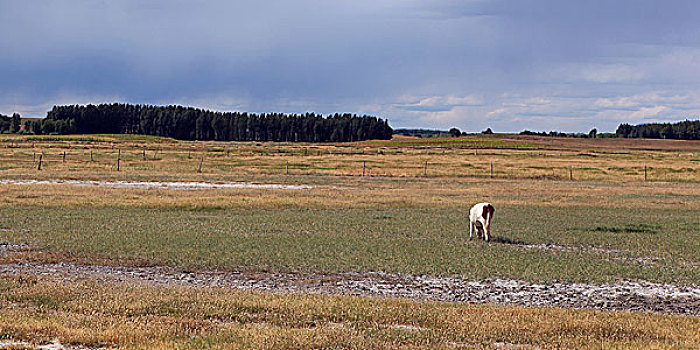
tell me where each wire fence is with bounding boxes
[3,144,698,183]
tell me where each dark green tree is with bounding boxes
[35,103,393,142]
[10,113,21,133]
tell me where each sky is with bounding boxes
[2,0,700,133]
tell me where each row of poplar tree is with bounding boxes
[24,103,393,142]
[615,120,700,140]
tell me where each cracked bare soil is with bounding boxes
[2,243,699,316]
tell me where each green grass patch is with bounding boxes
[1,205,698,284]
[592,224,660,234]
[25,134,175,142]
[26,135,108,142]
[664,167,698,173]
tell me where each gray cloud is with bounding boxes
[2,0,700,132]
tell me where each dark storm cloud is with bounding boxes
[1,1,475,104]
[2,0,700,132]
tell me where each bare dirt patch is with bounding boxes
[2,262,698,316]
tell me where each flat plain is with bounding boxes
[0,134,699,349]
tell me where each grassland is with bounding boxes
[0,134,699,349]
[0,133,698,182]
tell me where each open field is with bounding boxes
[1,134,699,348]
[0,134,699,182]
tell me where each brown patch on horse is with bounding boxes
[482,204,494,219]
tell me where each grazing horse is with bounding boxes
[469,202,495,241]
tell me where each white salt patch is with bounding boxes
[0,179,312,190]
[390,324,425,332]
[0,339,98,350]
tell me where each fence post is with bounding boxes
[363,161,366,177]
[286,160,289,175]
[117,149,121,171]
[198,157,203,173]
[90,150,93,162]
[644,165,647,182]
[424,160,428,177]
[37,154,43,170]
[490,161,493,178]
[569,165,573,181]
[143,150,146,161]
[33,152,36,163]
[62,151,66,162]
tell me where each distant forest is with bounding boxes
[393,128,458,138]
[394,127,485,137]
[615,120,700,140]
[23,104,393,142]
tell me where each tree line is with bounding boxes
[13,103,700,141]
[394,127,491,138]
[24,103,393,142]
[615,120,700,140]
[520,128,599,138]
[393,128,459,138]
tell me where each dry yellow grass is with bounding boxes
[1,276,699,350]
[0,134,698,183]
[1,176,698,211]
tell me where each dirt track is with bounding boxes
[2,260,699,316]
